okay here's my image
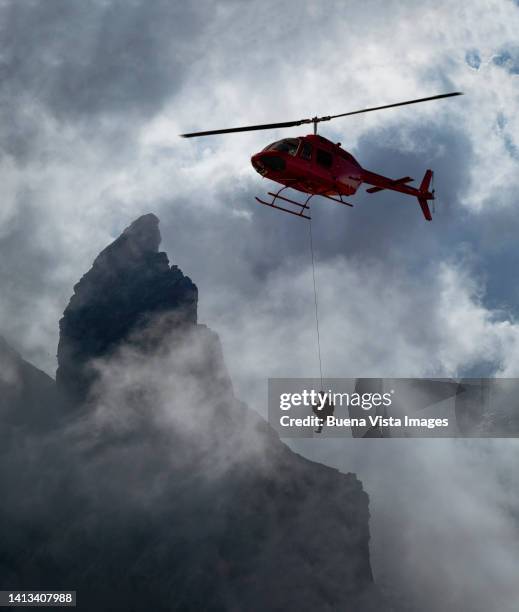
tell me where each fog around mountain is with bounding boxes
[0,216,384,611]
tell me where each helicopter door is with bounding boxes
[300,141,313,161]
[316,149,333,170]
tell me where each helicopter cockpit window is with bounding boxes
[267,138,300,156]
[316,149,333,168]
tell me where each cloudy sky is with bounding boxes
[1,2,519,609]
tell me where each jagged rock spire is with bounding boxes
[56,214,197,403]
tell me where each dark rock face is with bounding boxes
[1,215,381,611]
[56,213,197,403]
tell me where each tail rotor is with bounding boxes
[417,169,434,221]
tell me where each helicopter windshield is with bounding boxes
[265,138,300,156]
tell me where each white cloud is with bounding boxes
[210,254,519,414]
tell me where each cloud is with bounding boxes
[493,47,519,74]
[465,50,482,70]
[1,0,518,370]
[295,437,519,612]
[1,0,202,123]
[209,251,519,421]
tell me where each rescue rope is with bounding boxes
[308,214,324,390]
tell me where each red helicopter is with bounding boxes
[181,92,462,221]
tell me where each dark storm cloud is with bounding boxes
[0,192,71,366]
[0,0,205,162]
[1,0,201,119]
[0,196,56,305]
[461,203,519,312]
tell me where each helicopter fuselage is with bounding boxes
[251,134,363,197]
[250,134,435,220]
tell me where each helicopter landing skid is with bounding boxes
[255,186,354,220]
[323,193,354,207]
[255,186,311,220]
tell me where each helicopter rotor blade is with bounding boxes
[179,92,463,138]
[180,119,309,138]
[326,92,463,121]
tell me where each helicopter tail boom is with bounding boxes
[362,168,434,221]
[365,176,413,194]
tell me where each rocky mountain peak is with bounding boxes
[94,212,161,266]
[56,214,198,403]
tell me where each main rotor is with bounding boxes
[180,92,463,138]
